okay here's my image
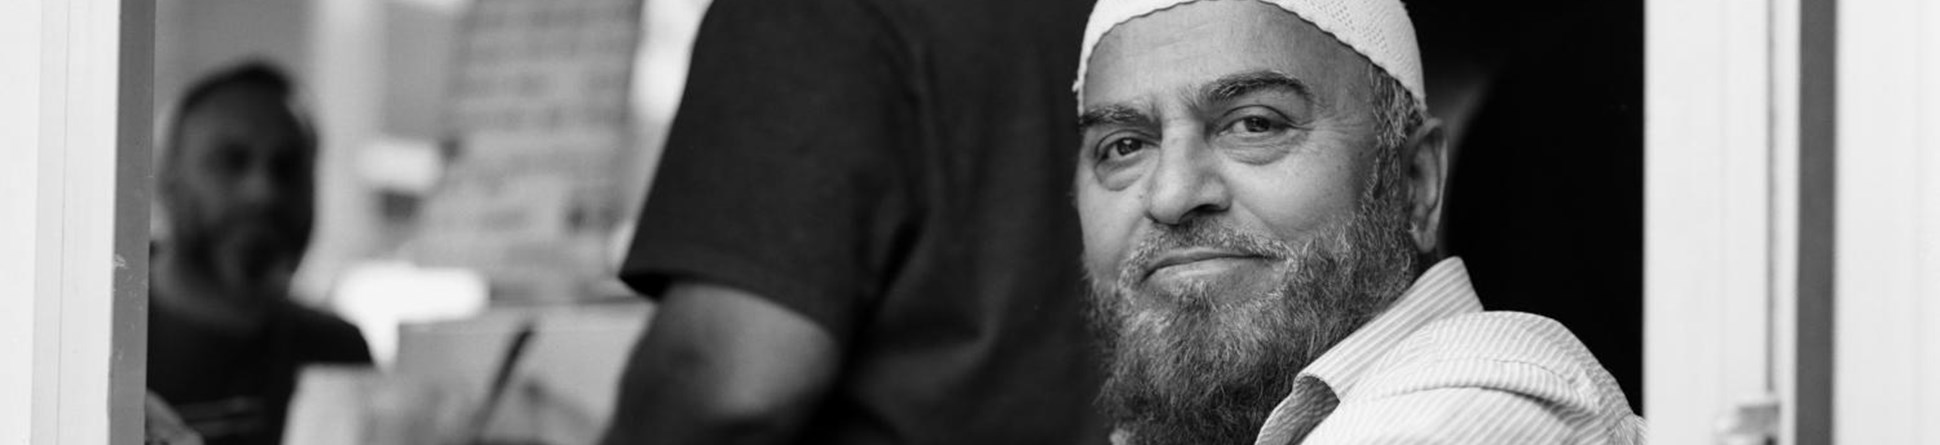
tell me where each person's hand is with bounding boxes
[146,391,205,445]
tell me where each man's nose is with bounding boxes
[235,164,283,205]
[1143,135,1229,226]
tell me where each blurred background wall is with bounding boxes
[156,0,312,112]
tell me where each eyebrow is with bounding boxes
[1076,103,1157,133]
[1075,71,1314,133]
[1197,70,1315,108]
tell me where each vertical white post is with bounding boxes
[1835,0,1940,442]
[1923,6,1940,442]
[1645,0,1780,442]
[42,0,121,441]
[0,0,147,442]
[0,0,49,438]
[1768,0,1804,443]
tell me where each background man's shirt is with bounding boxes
[1255,257,1645,445]
[149,294,372,445]
[616,0,1109,442]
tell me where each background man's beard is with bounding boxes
[166,204,309,300]
[1086,189,1419,445]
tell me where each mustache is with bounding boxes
[1116,220,1295,287]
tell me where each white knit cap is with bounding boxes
[1074,0,1425,110]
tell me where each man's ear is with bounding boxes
[1404,117,1450,255]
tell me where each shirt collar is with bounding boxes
[1294,256,1483,398]
[1253,257,1487,445]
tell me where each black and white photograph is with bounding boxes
[0,0,1932,444]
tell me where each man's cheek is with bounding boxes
[1078,227,1129,282]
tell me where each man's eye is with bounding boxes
[1229,116,1282,135]
[1099,137,1149,160]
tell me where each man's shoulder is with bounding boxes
[1331,311,1643,443]
[1404,311,1599,367]
[1353,311,1631,412]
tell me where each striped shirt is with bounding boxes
[1255,257,1645,444]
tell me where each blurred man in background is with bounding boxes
[148,62,372,445]
[598,0,1109,443]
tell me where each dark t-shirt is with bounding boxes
[617,0,1106,443]
[149,294,372,445]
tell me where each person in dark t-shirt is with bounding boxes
[148,62,372,445]
[598,0,1109,443]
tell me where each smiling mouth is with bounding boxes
[1139,249,1270,281]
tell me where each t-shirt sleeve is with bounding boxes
[288,305,374,365]
[619,0,912,340]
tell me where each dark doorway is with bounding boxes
[1415,0,1645,413]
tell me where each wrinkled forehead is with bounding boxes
[1079,0,1373,114]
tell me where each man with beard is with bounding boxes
[148,62,372,445]
[1072,0,1644,443]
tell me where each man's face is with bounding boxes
[163,85,315,299]
[1075,1,1423,443]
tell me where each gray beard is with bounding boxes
[1086,187,1420,445]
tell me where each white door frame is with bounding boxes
[1651,0,1940,443]
[1834,0,1940,442]
[1644,0,1806,442]
[0,0,151,442]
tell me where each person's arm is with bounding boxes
[600,0,906,442]
[146,391,206,445]
[599,280,840,445]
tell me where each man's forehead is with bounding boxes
[1079,0,1368,112]
[172,94,314,172]
[181,87,306,141]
